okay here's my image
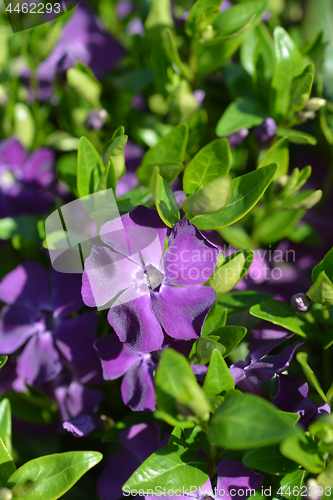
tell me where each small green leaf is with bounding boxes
[202,307,227,336]
[279,190,322,210]
[182,177,231,215]
[162,29,194,80]
[208,393,300,449]
[103,127,128,179]
[243,445,300,475]
[150,166,180,227]
[312,247,333,283]
[258,137,289,178]
[211,325,247,357]
[67,63,101,107]
[203,349,234,396]
[216,97,267,137]
[276,128,317,145]
[0,438,15,489]
[13,103,35,149]
[272,470,308,500]
[208,250,254,295]
[145,0,173,29]
[185,0,221,38]
[0,400,11,455]
[0,358,7,370]
[291,64,314,112]
[123,444,208,492]
[218,291,274,316]
[296,352,329,403]
[191,164,276,229]
[155,349,211,427]
[77,137,105,198]
[280,434,325,474]
[196,336,226,365]
[255,209,304,245]
[307,271,333,306]
[183,139,231,197]
[6,451,102,500]
[250,300,319,338]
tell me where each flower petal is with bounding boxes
[94,334,141,380]
[121,361,156,411]
[0,305,40,354]
[151,284,216,340]
[50,269,84,318]
[216,459,263,500]
[63,414,97,437]
[163,219,219,286]
[97,449,140,500]
[119,422,163,462]
[21,148,55,185]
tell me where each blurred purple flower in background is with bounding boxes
[0,137,55,218]
[22,3,124,101]
[116,141,144,197]
[126,18,145,37]
[255,118,277,145]
[85,109,108,130]
[82,207,218,352]
[116,0,134,20]
[226,129,249,148]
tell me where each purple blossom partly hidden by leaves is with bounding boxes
[273,374,330,429]
[131,94,148,111]
[22,3,124,101]
[0,137,55,218]
[126,17,145,37]
[255,118,277,145]
[226,129,249,148]
[229,333,303,398]
[85,109,108,130]
[63,414,98,437]
[82,206,218,352]
[193,90,206,108]
[115,141,144,197]
[116,0,134,20]
[98,422,168,500]
[220,0,232,11]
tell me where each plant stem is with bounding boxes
[208,443,217,478]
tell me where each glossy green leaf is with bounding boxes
[307,271,333,306]
[271,27,305,118]
[13,103,35,149]
[250,300,319,338]
[210,325,247,357]
[67,64,101,107]
[208,249,254,295]
[255,209,304,245]
[117,186,151,213]
[103,127,128,179]
[196,336,226,365]
[280,434,325,474]
[155,349,210,427]
[6,451,102,500]
[138,162,184,187]
[191,164,276,229]
[218,225,253,250]
[77,137,105,198]
[218,291,274,316]
[0,357,7,370]
[150,166,180,227]
[216,97,267,136]
[243,445,300,475]
[183,177,231,215]
[202,307,227,336]
[312,247,333,283]
[183,139,231,196]
[0,439,15,489]
[0,400,11,455]
[123,444,208,491]
[208,393,300,449]
[272,470,309,500]
[258,137,289,178]
[291,64,314,112]
[276,128,317,145]
[279,190,322,210]
[203,349,234,396]
[185,0,221,37]
[296,352,329,403]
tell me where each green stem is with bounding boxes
[208,443,217,478]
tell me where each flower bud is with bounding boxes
[304,98,326,112]
[85,109,107,130]
[226,128,249,148]
[0,488,13,500]
[290,293,312,314]
[255,118,277,144]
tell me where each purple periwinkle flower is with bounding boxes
[226,129,249,148]
[116,0,134,20]
[273,374,330,429]
[0,137,55,218]
[220,0,232,11]
[193,90,206,108]
[0,261,99,387]
[255,118,277,145]
[126,17,145,37]
[63,414,98,437]
[22,3,124,101]
[82,206,218,352]
[85,109,108,130]
[290,293,312,314]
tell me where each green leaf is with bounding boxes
[218,291,274,316]
[56,153,78,197]
[276,128,317,145]
[103,127,128,179]
[77,137,105,198]
[67,64,101,107]
[138,124,188,185]
[272,470,309,500]
[208,250,254,295]
[6,451,102,500]
[210,325,247,357]
[196,336,226,365]
[255,209,304,245]
[191,164,276,230]
[250,300,319,338]
[296,352,329,403]
[279,190,322,210]
[216,97,267,136]
[150,166,180,227]
[312,247,333,283]
[123,444,208,492]
[280,434,325,474]
[291,64,314,112]
[243,445,300,475]
[307,271,333,306]
[155,349,210,427]
[185,0,221,38]
[258,137,289,178]
[203,349,234,396]
[183,139,231,197]
[208,393,300,449]
[202,307,227,336]
[0,357,7,370]
[183,177,231,215]
[0,439,15,489]
[0,400,11,455]
[162,29,194,80]
[117,187,151,213]
[0,217,39,242]
[5,389,59,425]
[271,27,305,118]
[218,225,253,250]
[145,0,173,29]
[13,103,35,149]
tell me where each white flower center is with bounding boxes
[134,263,164,292]
[0,170,16,189]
